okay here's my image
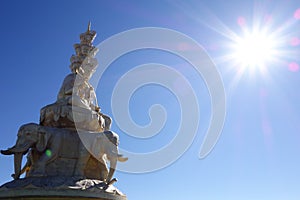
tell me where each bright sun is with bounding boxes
[232,30,278,70]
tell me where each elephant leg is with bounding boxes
[12,153,23,180]
[31,154,47,176]
[98,157,108,181]
[74,145,90,178]
[31,149,57,176]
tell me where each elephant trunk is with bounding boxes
[1,147,15,155]
[13,152,23,180]
[1,143,31,155]
[106,157,117,183]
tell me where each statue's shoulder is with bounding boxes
[62,73,76,83]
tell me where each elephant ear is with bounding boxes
[91,134,103,159]
[36,131,49,152]
[104,131,119,146]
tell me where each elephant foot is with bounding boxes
[31,173,45,177]
[11,173,20,180]
[107,178,117,185]
[73,172,86,180]
[103,178,117,190]
[30,169,46,177]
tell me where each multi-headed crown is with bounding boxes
[80,21,97,45]
[69,22,99,78]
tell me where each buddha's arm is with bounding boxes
[57,85,65,100]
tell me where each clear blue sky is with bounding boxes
[1,0,300,199]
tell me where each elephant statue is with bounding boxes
[77,129,128,183]
[1,123,127,184]
[1,123,45,180]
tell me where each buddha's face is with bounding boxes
[85,35,92,42]
[81,45,90,55]
[70,62,81,73]
[75,46,81,55]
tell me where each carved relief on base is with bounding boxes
[0,177,126,199]
[40,103,104,132]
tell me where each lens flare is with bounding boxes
[288,62,299,72]
[45,149,52,157]
[294,8,300,20]
[290,37,300,46]
[237,16,246,27]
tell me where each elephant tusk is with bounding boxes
[117,154,128,162]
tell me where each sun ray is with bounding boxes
[169,0,300,81]
[171,0,240,41]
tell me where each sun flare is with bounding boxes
[232,30,278,70]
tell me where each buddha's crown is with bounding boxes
[80,21,96,45]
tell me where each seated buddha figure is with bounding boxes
[40,23,111,131]
[57,59,97,111]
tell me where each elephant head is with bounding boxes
[1,123,46,179]
[91,131,128,184]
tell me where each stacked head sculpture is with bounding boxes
[0,22,128,199]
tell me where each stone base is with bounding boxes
[0,177,127,200]
[0,189,126,200]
